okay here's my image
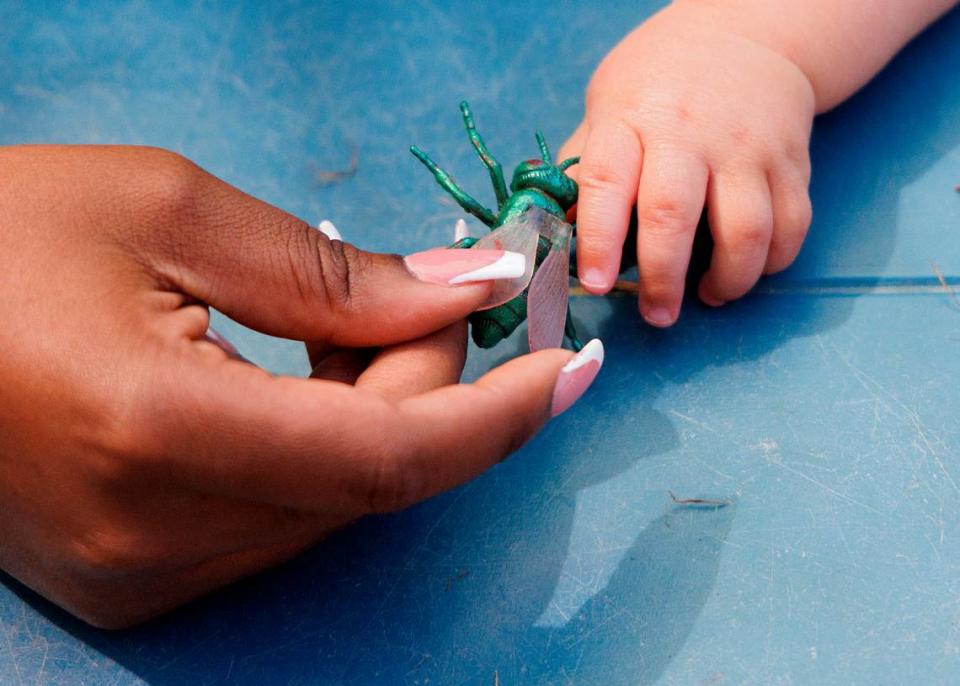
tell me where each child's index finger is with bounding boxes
[571,121,644,293]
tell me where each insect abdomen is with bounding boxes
[469,293,528,348]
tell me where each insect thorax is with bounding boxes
[498,189,565,226]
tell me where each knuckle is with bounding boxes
[137,148,203,217]
[363,443,424,514]
[86,388,165,478]
[639,198,696,238]
[737,221,771,250]
[577,163,628,194]
[718,212,771,253]
[783,140,812,172]
[290,227,373,316]
[69,527,152,579]
[640,269,681,299]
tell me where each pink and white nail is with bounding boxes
[318,220,342,241]
[551,338,604,417]
[404,249,526,286]
[454,218,470,242]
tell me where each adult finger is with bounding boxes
[309,348,374,384]
[116,148,525,346]
[634,146,708,327]
[148,339,604,514]
[355,321,467,400]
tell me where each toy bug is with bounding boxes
[411,101,586,352]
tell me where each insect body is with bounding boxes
[411,101,584,351]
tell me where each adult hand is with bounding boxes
[0,146,602,627]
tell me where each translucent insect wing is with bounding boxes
[526,215,573,351]
[470,211,542,309]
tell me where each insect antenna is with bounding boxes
[535,132,552,164]
[559,156,580,171]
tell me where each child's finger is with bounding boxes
[699,172,774,305]
[573,121,643,293]
[764,166,813,274]
[635,147,709,327]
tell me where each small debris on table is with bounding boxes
[669,491,732,507]
[314,143,359,186]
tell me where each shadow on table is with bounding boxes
[6,6,960,686]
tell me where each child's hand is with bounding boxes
[560,3,816,326]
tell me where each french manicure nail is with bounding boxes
[453,218,470,242]
[404,249,526,286]
[551,338,604,417]
[318,220,342,241]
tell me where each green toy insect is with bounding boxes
[411,101,586,352]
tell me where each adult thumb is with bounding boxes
[136,152,524,346]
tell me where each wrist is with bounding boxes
[664,0,832,111]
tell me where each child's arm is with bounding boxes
[701,0,957,112]
[560,0,958,327]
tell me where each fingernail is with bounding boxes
[642,306,675,328]
[551,338,604,417]
[404,249,525,286]
[318,220,342,241]
[454,218,470,242]
[697,285,725,308]
[579,267,612,293]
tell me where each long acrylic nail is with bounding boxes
[551,338,604,417]
[404,249,525,286]
[453,218,470,242]
[318,220,342,241]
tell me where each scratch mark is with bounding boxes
[548,599,570,623]
[669,409,719,434]
[771,459,882,515]
[2,616,26,686]
[834,343,960,496]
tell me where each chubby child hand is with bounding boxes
[559,2,816,326]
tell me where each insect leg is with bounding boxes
[563,304,584,352]
[460,101,509,211]
[410,145,497,227]
[536,132,552,164]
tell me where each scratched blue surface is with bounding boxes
[2,2,960,684]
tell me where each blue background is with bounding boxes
[1,1,960,684]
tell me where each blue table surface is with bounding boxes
[2,2,960,684]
